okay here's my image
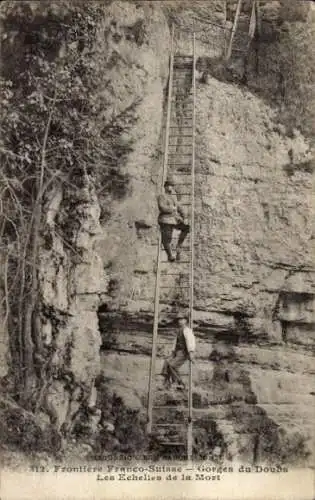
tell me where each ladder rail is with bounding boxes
[147,23,175,434]
[223,0,227,57]
[256,0,262,37]
[247,0,257,49]
[226,0,243,60]
[187,31,196,463]
[226,0,258,60]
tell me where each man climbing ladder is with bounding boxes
[161,314,195,390]
[157,176,190,262]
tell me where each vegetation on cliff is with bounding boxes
[0,0,314,464]
[0,1,133,407]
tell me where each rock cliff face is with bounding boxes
[0,0,314,465]
[96,0,314,465]
[37,176,103,430]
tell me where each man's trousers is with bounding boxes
[161,349,188,385]
[159,221,190,260]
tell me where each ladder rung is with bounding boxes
[154,423,185,427]
[156,342,177,345]
[161,260,190,264]
[153,404,190,409]
[156,330,179,333]
[161,272,190,276]
[171,99,193,102]
[160,250,191,256]
[156,338,177,342]
[150,243,191,248]
[161,284,191,288]
[173,64,193,68]
[160,286,190,289]
[158,442,186,446]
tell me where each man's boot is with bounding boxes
[163,377,171,390]
[165,245,175,262]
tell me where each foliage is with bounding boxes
[228,403,311,465]
[90,378,148,458]
[249,5,315,140]
[0,2,133,406]
[193,416,226,461]
[0,396,61,453]
[277,18,315,140]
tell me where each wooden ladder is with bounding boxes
[226,0,259,60]
[147,25,196,462]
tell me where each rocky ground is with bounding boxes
[0,0,314,469]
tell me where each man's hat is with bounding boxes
[175,311,188,320]
[164,174,176,186]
